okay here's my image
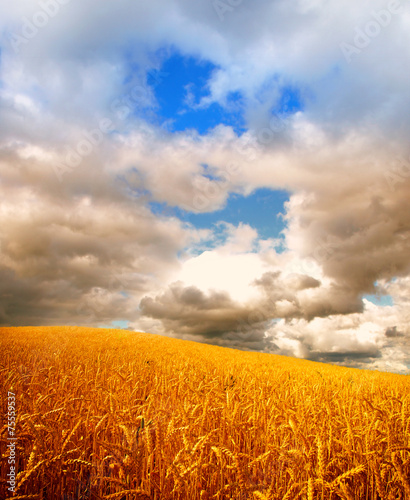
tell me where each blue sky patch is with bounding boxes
[186,187,289,242]
[99,320,130,330]
[364,294,394,307]
[149,201,190,222]
[276,85,304,114]
[151,52,245,134]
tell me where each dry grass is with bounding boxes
[0,326,409,499]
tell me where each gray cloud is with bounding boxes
[137,269,366,355]
[283,176,410,296]
[139,281,269,341]
[0,0,410,372]
[252,271,364,321]
[308,348,382,365]
[385,326,405,338]
[0,179,202,326]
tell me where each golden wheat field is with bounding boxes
[1,327,410,500]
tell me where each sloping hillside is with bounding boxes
[1,326,409,499]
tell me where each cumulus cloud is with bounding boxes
[385,326,404,338]
[0,177,206,325]
[138,280,273,352]
[140,281,261,336]
[265,296,410,372]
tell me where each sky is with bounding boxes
[0,0,409,373]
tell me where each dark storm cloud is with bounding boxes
[138,268,365,352]
[139,281,269,342]
[252,271,363,321]
[385,326,405,338]
[0,176,200,326]
[307,348,382,364]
